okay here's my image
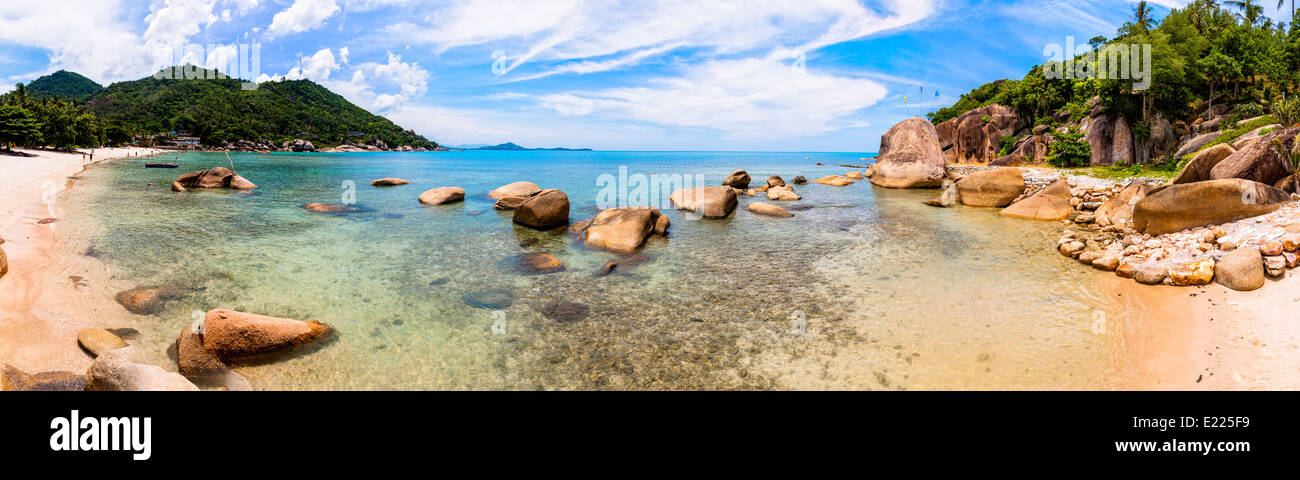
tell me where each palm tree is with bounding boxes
[1227,0,1263,24]
[1279,0,1296,25]
[1134,1,1156,30]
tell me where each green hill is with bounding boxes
[83,66,435,149]
[26,70,103,100]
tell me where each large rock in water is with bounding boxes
[582,207,664,253]
[175,326,228,377]
[1132,179,1293,234]
[371,178,410,187]
[1210,127,1300,186]
[1169,144,1235,185]
[513,189,570,228]
[668,186,738,219]
[723,170,751,189]
[418,187,466,205]
[1215,248,1266,291]
[85,349,199,391]
[115,286,180,315]
[489,181,541,200]
[747,203,795,217]
[77,328,127,357]
[954,167,1025,207]
[175,167,257,190]
[999,180,1072,221]
[869,117,947,188]
[1095,181,1151,227]
[202,309,332,362]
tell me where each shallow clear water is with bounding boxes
[55,151,1125,390]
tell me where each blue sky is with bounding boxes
[0,0,1290,151]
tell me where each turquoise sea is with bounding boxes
[56,151,1131,390]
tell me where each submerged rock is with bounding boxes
[2,365,84,391]
[499,253,566,275]
[418,187,466,205]
[201,309,333,363]
[85,349,199,391]
[541,301,591,323]
[114,286,180,315]
[463,289,514,309]
[303,202,361,213]
[77,328,127,357]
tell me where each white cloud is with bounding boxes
[323,52,429,111]
[391,0,936,77]
[255,48,340,81]
[268,0,340,38]
[535,52,887,139]
[339,46,350,64]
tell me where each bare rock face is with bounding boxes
[1169,144,1235,185]
[938,104,1021,164]
[1095,181,1151,227]
[1140,112,1179,163]
[1083,114,1135,166]
[418,187,466,205]
[513,189,570,228]
[175,167,257,190]
[668,186,738,219]
[1132,179,1293,234]
[85,349,199,391]
[581,208,665,253]
[489,181,542,200]
[954,167,1025,207]
[1210,127,1300,186]
[999,179,1072,221]
[201,309,333,363]
[282,139,316,152]
[869,117,947,188]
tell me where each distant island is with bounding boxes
[460,142,592,151]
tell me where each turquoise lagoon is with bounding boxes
[55,151,1133,390]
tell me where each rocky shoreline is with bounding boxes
[167,138,447,153]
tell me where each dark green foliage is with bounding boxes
[26,70,103,100]
[84,67,436,148]
[0,65,436,150]
[1047,131,1092,168]
[0,104,42,149]
[998,135,1018,156]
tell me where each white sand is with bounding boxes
[1,148,163,228]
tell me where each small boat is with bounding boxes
[145,163,179,168]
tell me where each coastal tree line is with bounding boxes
[929,0,1300,166]
[0,66,438,152]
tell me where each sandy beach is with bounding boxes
[0,148,163,375]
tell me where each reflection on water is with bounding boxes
[52,151,1125,390]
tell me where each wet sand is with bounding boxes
[0,148,162,374]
